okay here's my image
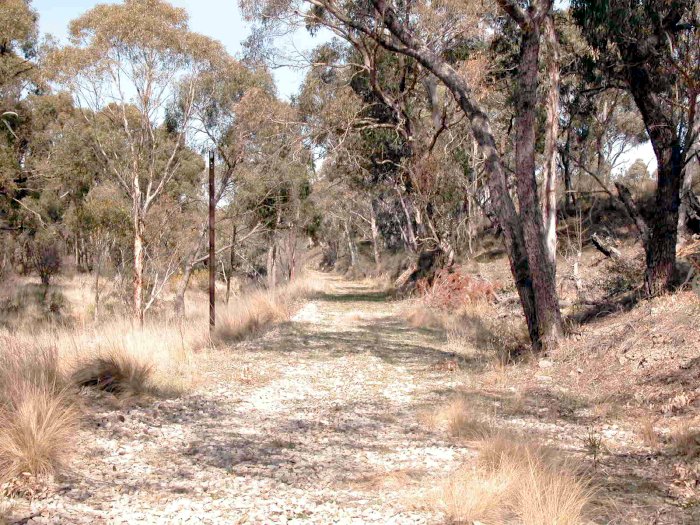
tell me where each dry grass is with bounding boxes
[439,462,516,524]
[404,300,526,367]
[405,304,446,331]
[424,396,493,440]
[215,276,316,342]
[216,289,291,341]
[670,422,700,459]
[637,416,660,449]
[0,275,316,489]
[69,321,202,397]
[434,434,594,524]
[0,338,79,488]
[350,468,424,490]
[0,386,78,487]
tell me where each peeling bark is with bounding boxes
[542,15,560,272]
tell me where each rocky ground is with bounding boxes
[4,276,472,524]
[5,271,700,524]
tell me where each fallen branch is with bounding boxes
[591,232,621,260]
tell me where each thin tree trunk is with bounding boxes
[596,100,608,184]
[678,116,699,242]
[288,229,297,281]
[344,221,358,268]
[174,262,195,317]
[542,15,560,272]
[396,187,418,252]
[562,128,576,211]
[94,250,101,324]
[226,224,236,305]
[287,208,300,281]
[369,199,382,271]
[266,240,277,289]
[74,234,79,269]
[133,209,145,327]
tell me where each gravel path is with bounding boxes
[8,276,471,524]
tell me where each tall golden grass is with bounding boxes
[215,275,319,341]
[0,338,78,488]
[434,433,595,524]
[0,274,317,489]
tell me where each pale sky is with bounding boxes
[33,0,318,100]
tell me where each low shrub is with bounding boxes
[417,268,497,310]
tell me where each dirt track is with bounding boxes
[7,276,471,524]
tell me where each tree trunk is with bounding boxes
[542,15,560,272]
[628,73,684,296]
[266,240,277,289]
[226,224,236,305]
[344,221,358,268]
[369,199,382,272]
[74,234,80,269]
[174,262,195,317]
[678,116,699,242]
[645,149,682,295]
[562,128,576,211]
[288,230,297,281]
[133,209,145,327]
[94,248,102,324]
[513,24,563,347]
[396,187,418,252]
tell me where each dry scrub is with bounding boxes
[435,434,594,524]
[0,276,316,491]
[404,301,526,365]
[215,276,318,341]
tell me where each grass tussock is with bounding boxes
[216,290,290,341]
[404,301,527,365]
[637,416,660,449]
[670,422,700,459]
[0,337,79,488]
[405,304,446,331]
[424,396,494,440]
[215,276,317,342]
[435,434,594,524]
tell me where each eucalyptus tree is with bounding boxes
[573,0,699,294]
[171,55,272,314]
[241,0,565,349]
[228,89,314,288]
[1,0,38,236]
[49,0,227,324]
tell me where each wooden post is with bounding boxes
[209,150,215,330]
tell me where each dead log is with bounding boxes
[614,182,649,243]
[393,248,449,295]
[591,232,622,260]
